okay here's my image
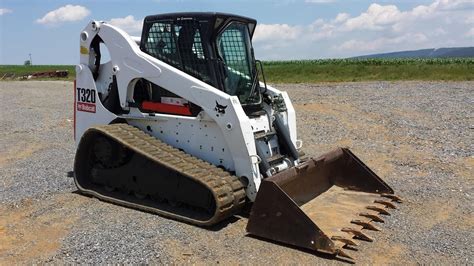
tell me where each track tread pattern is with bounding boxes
[76,123,246,226]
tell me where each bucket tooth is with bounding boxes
[336,249,354,260]
[381,193,403,203]
[343,245,358,252]
[351,220,381,231]
[359,212,385,223]
[331,235,358,246]
[341,227,374,242]
[374,199,397,209]
[366,205,390,215]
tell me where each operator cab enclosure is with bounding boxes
[139,12,261,107]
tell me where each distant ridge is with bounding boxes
[354,47,474,59]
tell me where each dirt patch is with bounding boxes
[296,102,391,138]
[0,194,83,264]
[454,156,474,181]
[162,239,201,264]
[410,199,473,231]
[416,202,455,230]
[0,141,44,167]
[368,244,406,265]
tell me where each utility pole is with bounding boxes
[29,53,32,66]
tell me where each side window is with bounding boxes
[145,22,180,66]
[218,24,251,74]
[217,23,254,100]
[142,20,211,85]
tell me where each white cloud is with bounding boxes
[432,27,447,36]
[0,8,12,15]
[434,0,474,10]
[108,15,143,35]
[337,33,428,52]
[311,18,325,27]
[253,23,302,43]
[466,15,474,24]
[466,28,474,37]
[339,1,474,32]
[343,4,404,31]
[252,0,474,59]
[332,13,350,24]
[36,5,90,24]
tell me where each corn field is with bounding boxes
[263,58,474,66]
[261,58,473,82]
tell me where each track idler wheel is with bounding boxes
[93,136,130,168]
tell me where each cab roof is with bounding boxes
[143,12,257,36]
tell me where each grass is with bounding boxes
[262,58,474,83]
[0,65,75,81]
[1,58,473,83]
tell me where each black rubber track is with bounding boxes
[74,123,246,226]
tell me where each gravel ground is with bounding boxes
[0,80,472,264]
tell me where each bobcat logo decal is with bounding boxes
[215,101,227,114]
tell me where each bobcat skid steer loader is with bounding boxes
[74,12,401,260]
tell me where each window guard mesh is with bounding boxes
[143,20,211,84]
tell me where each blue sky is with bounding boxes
[0,0,473,64]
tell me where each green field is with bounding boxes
[262,58,474,82]
[0,65,75,80]
[1,58,473,83]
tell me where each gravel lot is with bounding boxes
[1,81,472,264]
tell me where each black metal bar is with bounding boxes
[273,115,299,161]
